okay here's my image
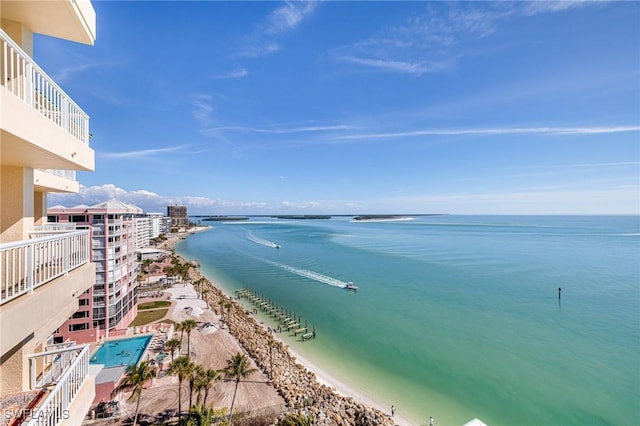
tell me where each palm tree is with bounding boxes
[165,338,181,362]
[167,356,195,424]
[180,319,198,358]
[223,352,257,425]
[112,360,157,426]
[196,367,221,407]
[189,364,203,410]
[224,302,233,331]
[194,277,206,297]
[201,289,210,309]
[218,300,226,325]
[175,321,185,346]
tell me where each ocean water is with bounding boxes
[175,216,640,426]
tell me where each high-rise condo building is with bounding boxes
[167,204,189,227]
[0,1,98,423]
[48,201,143,344]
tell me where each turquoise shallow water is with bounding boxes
[176,216,640,426]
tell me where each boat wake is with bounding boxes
[246,231,280,249]
[260,258,350,288]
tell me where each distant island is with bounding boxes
[272,215,332,220]
[202,216,249,221]
[353,215,409,221]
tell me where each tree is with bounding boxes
[189,364,203,410]
[195,367,221,407]
[194,277,207,297]
[167,356,195,424]
[201,289,210,309]
[223,353,257,425]
[112,361,157,426]
[180,319,198,358]
[165,338,181,363]
[224,302,233,331]
[175,321,185,346]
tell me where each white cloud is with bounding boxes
[99,145,189,159]
[48,184,339,215]
[205,124,354,134]
[338,55,453,76]
[266,1,319,34]
[214,68,249,79]
[333,125,640,142]
[238,1,318,57]
[335,1,597,75]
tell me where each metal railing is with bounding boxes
[1,29,90,144]
[26,345,90,426]
[0,230,90,305]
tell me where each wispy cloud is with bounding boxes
[338,56,452,75]
[334,1,596,75]
[510,161,640,170]
[265,1,319,34]
[238,1,319,57]
[53,63,101,83]
[206,124,354,134]
[191,94,215,129]
[100,145,188,159]
[214,68,249,79]
[333,126,640,141]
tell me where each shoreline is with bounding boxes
[165,227,401,425]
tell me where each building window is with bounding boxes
[71,215,87,223]
[79,299,90,306]
[69,323,89,332]
[72,311,90,319]
[53,336,64,344]
[47,215,58,223]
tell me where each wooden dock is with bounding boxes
[235,287,317,341]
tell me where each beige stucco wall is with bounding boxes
[0,19,33,55]
[0,262,96,391]
[0,165,34,242]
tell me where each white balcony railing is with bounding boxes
[37,168,78,182]
[0,230,90,305]
[26,345,90,426]
[1,29,90,144]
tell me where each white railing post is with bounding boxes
[27,240,34,294]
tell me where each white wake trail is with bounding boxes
[246,231,280,248]
[261,258,350,288]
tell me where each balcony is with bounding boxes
[1,230,90,305]
[34,169,79,194]
[25,344,93,426]
[0,29,94,172]
[0,230,95,357]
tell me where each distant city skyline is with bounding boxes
[45,1,639,215]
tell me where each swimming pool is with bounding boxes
[90,336,152,368]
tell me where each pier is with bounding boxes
[235,287,316,341]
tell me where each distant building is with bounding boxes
[168,204,189,227]
[135,212,170,250]
[48,200,142,343]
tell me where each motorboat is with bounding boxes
[344,282,358,291]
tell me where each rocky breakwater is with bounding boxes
[187,268,394,426]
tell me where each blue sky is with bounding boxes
[43,1,639,215]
